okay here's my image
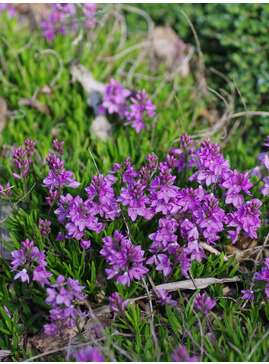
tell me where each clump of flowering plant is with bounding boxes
[42,3,97,42]
[254,257,269,298]
[11,238,52,287]
[99,78,157,133]
[193,292,216,315]
[44,275,86,336]
[73,345,104,362]
[171,344,198,362]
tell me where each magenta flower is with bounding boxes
[194,292,216,315]
[155,254,172,277]
[125,89,157,133]
[109,292,129,312]
[171,345,198,362]
[99,78,131,118]
[39,219,51,237]
[14,268,29,283]
[33,266,53,287]
[73,346,104,362]
[156,289,177,307]
[241,290,254,301]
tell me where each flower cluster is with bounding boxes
[39,218,51,237]
[100,230,148,286]
[254,257,269,298]
[193,292,216,315]
[41,136,263,285]
[73,346,104,362]
[99,79,157,133]
[42,3,97,42]
[250,136,269,196]
[11,139,36,179]
[109,292,129,312]
[156,289,177,307]
[44,275,86,336]
[171,344,198,362]
[43,139,80,202]
[53,172,119,248]
[0,3,17,18]
[11,238,52,287]
[0,182,12,197]
[241,289,254,301]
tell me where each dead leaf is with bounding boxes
[152,25,189,75]
[154,276,240,293]
[90,115,112,142]
[41,85,53,95]
[18,98,50,114]
[0,350,11,360]
[28,317,86,354]
[153,26,179,69]
[0,97,7,133]
[28,331,63,353]
[226,237,258,263]
[70,64,105,115]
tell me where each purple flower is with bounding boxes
[171,345,198,362]
[155,254,172,277]
[100,78,131,118]
[109,292,129,312]
[44,275,86,336]
[124,89,157,133]
[14,268,30,283]
[194,293,216,315]
[254,258,269,298]
[241,290,254,301]
[80,239,91,249]
[257,152,269,169]
[101,231,148,286]
[156,289,177,307]
[11,140,36,177]
[10,250,25,271]
[39,219,51,237]
[4,306,11,318]
[44,323,59,336]
[73,346,104,362]
[189,138,230,186]
[0,3,18,18]
[33,266,53,287]
[221,169,253,206]
[42,4,97,42]
[0,182,12,197]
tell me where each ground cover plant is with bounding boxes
[0,3,269,362]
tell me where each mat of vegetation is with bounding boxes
[0,4,269,362]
